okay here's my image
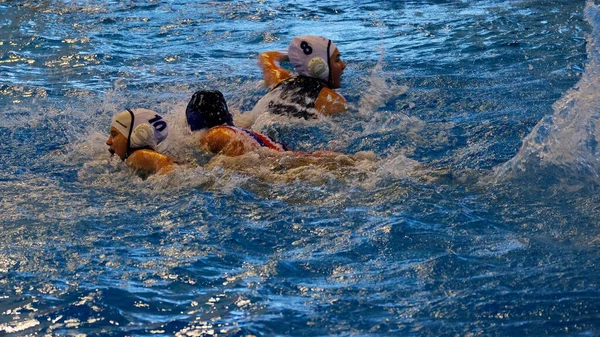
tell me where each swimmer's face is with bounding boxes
[329,48,346,89]
[106,126,128,160]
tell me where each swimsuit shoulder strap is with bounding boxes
[227,126,287,151]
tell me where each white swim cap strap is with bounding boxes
[125,108,135,159]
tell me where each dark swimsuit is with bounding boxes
[264,76,324,120]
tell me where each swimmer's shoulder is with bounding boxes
[199,126,249,156]
[316,87,347,115]
[284,76,347,115]
[127,149,174,175]
[200,125,237,146]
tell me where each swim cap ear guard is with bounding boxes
[288,36,336,84]
[130,123,155,148]
[308,57,329,79]
[186,90,233,131]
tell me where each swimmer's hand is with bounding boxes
[259,51,292,88]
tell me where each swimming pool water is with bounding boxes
[1,0,600,336]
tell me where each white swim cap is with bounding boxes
[110,108,168,150]
[288,35,337,83]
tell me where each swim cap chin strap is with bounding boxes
[125,109,135,159]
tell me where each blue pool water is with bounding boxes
[2,0,600,336]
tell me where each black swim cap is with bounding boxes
[185,90,233,131]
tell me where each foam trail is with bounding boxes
[494,2,600,183]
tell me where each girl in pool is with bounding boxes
[186,90,289,155]
[106,108,175,177]
[104,91,355,180]
[186,89,363,167]
[254,35,347,119]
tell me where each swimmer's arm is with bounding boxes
[127,150,175,175]
[269,149,360,169]
[199,127,252,156]
[258,51,292,89]
[315,87,347,115]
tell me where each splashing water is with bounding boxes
[2,1,600,336]
[495,2,600,186]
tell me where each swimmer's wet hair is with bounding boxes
[186,90,233,131]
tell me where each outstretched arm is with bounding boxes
[258,51,293,89]
[267,149,377,171]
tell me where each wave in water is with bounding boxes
[495,1,600,188]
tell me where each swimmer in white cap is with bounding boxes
[106,108,174,177]
[255,35,347,119]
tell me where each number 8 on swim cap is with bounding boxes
[288,36,337,83]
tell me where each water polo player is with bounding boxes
[186,90,288,156]
[106,108,174,176]
[186,89,370,171]
[254,35,347,119]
